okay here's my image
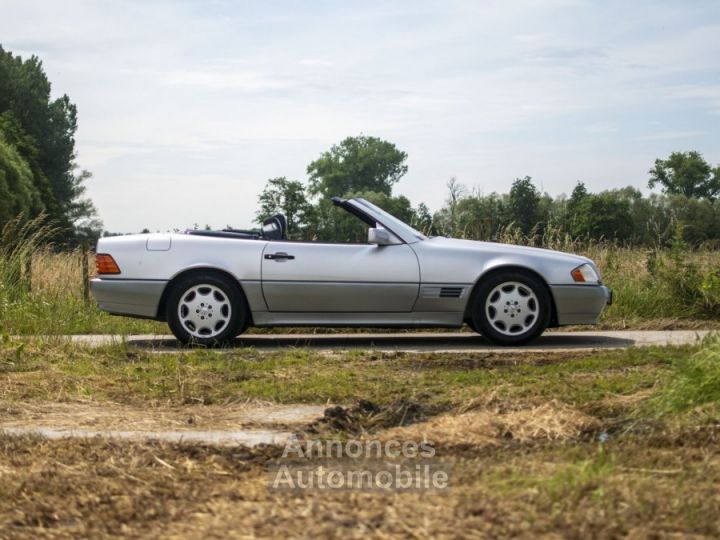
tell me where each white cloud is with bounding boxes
[638,131,705,141]
[299,58,333,67]
[163,68,294,91]
[1,0,718,231]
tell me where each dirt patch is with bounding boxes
[0,401,327,446]
[379,400,601,447]
[1,426,294,446]
[0,398,600,449]
[306,398,432,436]
[0,401,326,432]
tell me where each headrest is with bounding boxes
[262,214,287,240]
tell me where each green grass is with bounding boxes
[648,334,720,415]
[0,296,166,335]
[0,336,693,408]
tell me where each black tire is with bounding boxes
[470,271,551,346]
[166,272,248,346]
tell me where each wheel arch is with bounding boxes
[463,265,558,327]
[156,267,253,324]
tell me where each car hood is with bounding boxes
[426,236,592,264]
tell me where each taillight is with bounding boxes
[96,253,121,275]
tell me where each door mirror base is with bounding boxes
[368,227,395,246]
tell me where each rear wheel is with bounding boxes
[470,271,551,346]
[166,273,248,346]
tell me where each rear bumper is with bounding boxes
[550,284,612,326]
[90,278,167,319]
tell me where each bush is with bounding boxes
[652,230,720,318]
[651,335,720,414]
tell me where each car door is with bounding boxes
[261,241,420,312]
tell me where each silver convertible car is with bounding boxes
[91,197,612,346]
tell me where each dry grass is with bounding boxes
[28,248,91,302]
[1,423,719,538]
[380,400,601,447]
[0,340,719,538]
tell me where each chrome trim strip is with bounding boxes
[252,311,464,327]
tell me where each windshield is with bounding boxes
[353,198,428,242]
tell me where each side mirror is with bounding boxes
[368,227,393,246]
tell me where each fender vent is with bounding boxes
[439,287,464,298]
[422,286,465,299]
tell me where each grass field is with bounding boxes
[1,336,719,537]
[1,244,719,335]
[1,237,719,537]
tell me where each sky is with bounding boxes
[1,0,719,232]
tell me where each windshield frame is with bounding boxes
[349,198,428,243]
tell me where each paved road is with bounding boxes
[63,330,714,353]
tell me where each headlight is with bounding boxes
[571,263,600,283]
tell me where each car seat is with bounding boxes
[262,214,288,240]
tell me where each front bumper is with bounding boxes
[549,284,612,326]
[90,278,167,319]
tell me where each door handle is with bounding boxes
[264,252,295,260]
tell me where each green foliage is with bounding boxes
[0,45,100,243]
[652,230,720,317]
[256,136,424,242]
[412,202,434,235]
[305,191,417,243]
[566,185,634,241]
[255,177,312,239]
[0,132,43,224]
[251,135,720,251]
[651,335,720,414]
[430,176,720,247]
[506,176,540,235]
[307,135,408,197]
[648,150,720,200]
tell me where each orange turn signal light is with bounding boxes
[571,268,586,282]
[96,253,121,275]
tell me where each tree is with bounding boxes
[0,131,42,224]
[506,176,540,235]
[648,151,720,201]
[0,45,100,241]
[566,189,634,241]
[307,135,408,197]
[565,181,589,234]
[666,195,720,246]
[568,182,588,210]
[255,177,311,238]
[412,202,434,235]
[304,191,416,243]
[446,177,465,234]
[0,111,51,213]
[434,191,504,240]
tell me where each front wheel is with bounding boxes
[166,273,248,346]
[470,271,551,346]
